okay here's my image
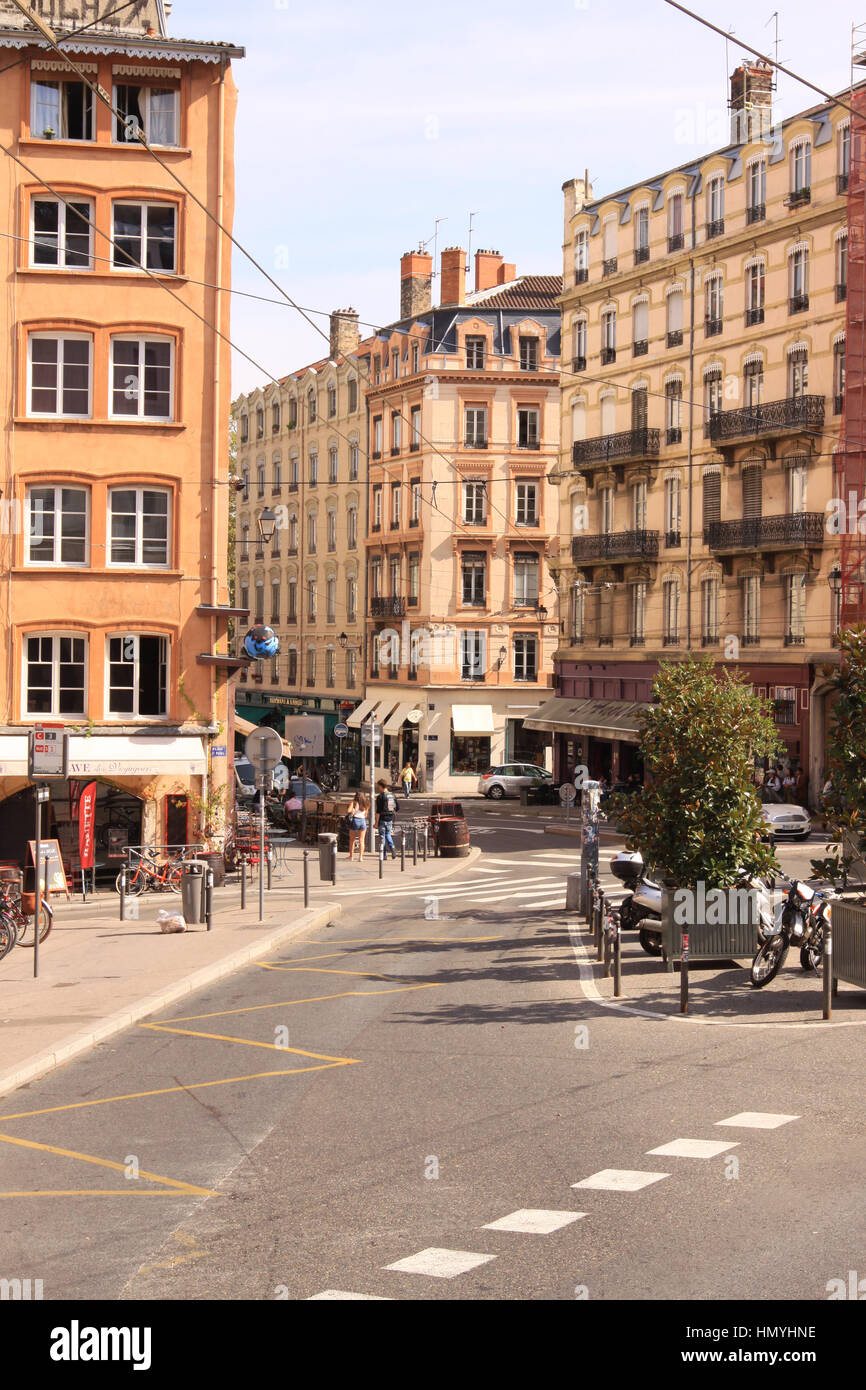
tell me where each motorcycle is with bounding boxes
[750,879,833,988]
[610,851,664,955]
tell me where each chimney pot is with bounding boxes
[400,249,432,319]
[475,249,505,292]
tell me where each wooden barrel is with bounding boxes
[430,801,464,820]
[436,817,470,857]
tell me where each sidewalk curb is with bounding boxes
[0,902,341,1105]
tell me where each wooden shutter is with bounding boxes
[742,465,762,519]
[631,387,648,431]
[702,471,721,529]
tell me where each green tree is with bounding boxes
[615,658,780,888]
[811,627,866,892]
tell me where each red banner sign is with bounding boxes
[78,781,97,870]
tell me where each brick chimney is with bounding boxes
[400,250,432,319]
[730,59,773,144]
[475,249,504,292]
[440,247,466,306]
[329,308,360,359]
[497,261,516,285]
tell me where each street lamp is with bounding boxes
[828,566,842,597]
[497,645,507,669]
[338,631,348,648]
[535,602,548,622]
[257,507,277,545]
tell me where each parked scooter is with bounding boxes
[750,879,833,988]
[610,851,664,955]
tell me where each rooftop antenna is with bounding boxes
[763,12,780,90]
[424,216,448,286]
[466,211,479,281]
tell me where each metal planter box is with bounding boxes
[661,887,759,972]
[829,899,866,990]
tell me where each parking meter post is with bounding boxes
[400,829,405,872]
[267,848,272,891]
[303,850,309,908]
[596,892,604,961]
[413,825,418,867]
[680,933,690,1014]
[119,863,126,922]
[614,917,622,997]
[205,868,213,932]
[823,920,833,1021]
[240,855,246,910]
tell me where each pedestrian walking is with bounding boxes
[375,779,398,860]
[782,768,796,803]
[400,761,417,800]
[347,791,369,863]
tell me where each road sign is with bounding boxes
[211,745,226,758]
[334,722,349,739]
[559,783,577,804]
[28,725,68,779]
[406,709,423,725]
[361,723,383,746]
[244,726,284,772]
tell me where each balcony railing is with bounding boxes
[701,634,719,646]
[573,355,587,373]
[572,427,660,468]
[708,394,824,444]
[741,634,761,645]
[789,293,809,314]
[706,218,725,239]
[667,329,683,348]
[370,596,406,617]
[572,529,659,562]
[745,306,765,326]
[633,339,648,356]
[464,435,488,449]
[784,633,806,647]
[835,394,844,416]
[665,530,681,548]
[603,257,618,277]
[703,512,824,552]
[575,267,589,284]
[705,317,723,337]
[786,187,811,208]
[666,427,682,445]
[836,283,847,303]
[634,245,650,265]
[601,346,616,365]
[837,172,849,194]
[668,232,684,252]
[746,203,766,224]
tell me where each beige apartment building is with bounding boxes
[349,247,561,796]
[233,311,366,780]
[543,62,850,801]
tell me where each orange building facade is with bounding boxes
[0,3,242,870]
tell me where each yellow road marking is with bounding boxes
[0,1063,351,1123]
[298,935,500,944]
[156,981,442,1025]
[0,1131,219,1197]
[257,965,394,979]
[140,1025,362,1061]
[138,1231,209,1273]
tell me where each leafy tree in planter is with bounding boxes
[811,627,866,892]
[614,659,780,888]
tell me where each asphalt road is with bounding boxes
[1,807,862,1303]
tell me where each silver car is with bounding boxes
[478,764,553,799]
[760,791,812,840]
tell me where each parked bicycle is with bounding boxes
[114,845,199,896]
[0,880,53,957]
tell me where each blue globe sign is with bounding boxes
[243,624,280,660]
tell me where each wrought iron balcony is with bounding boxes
[634,245,650,265]
[667,329,683,348]
[836,283,847,303]
[703,512,824,553]
[837,172,849,194]
[633,339,648,356]
[708,394,824,444]
[746,203,766,224]
[601,346,616,365]
[572,529,659,563]
[668,232,684,252]
[789,293,809,314]
[666,427,682,445]
[665,530,681,548]
[573,355,587,373]
[835,394,844,416]
[370,596,406,617]
[786,187,811,208]
[572,427,660,469]
[603,257,618,276]
[745,306,765,326]
[706,218,725,239]
[575,267,589,284]
[705,317,723,337]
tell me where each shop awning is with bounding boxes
[346,698,379,728]
[451,704,496,736]
[523,698,648,744]
[383,702,420,735]
[0,734,208,777]
[234,715,260,736]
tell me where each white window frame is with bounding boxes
[31,78,94,141]
[22,631,88,719]
[27,331,92,418]
[113,83,179,147]
[105,632,168,719]
[515,480,538,526]
[111,200,176,273]
[107,486,171,569]
[463,481,486,524]
[25,485,90,567]
[109,334,174,421]
[513,633,537,682]
[30,196,93,270]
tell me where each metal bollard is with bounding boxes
[119,864,127,921]
[400,829,405,872]
[303,850,309,908]
[680,932,690,1014]
[822,919,833,1020]
[379,851,383,880]
[267,849,272,891]
[424,827,429,861]
[596,892,604,961]
[613,916,622,997]
[205,867,213,932]
[330,839,337,885]
[240,856,246,910]
[603,915,611,978]
[413,826,418,867]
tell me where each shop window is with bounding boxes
[451,734,492,775]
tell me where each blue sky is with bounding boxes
[173,0,861,395]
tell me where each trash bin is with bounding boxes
[181,863,205,924]
[519,787,530,806]
[318,832,337,882]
